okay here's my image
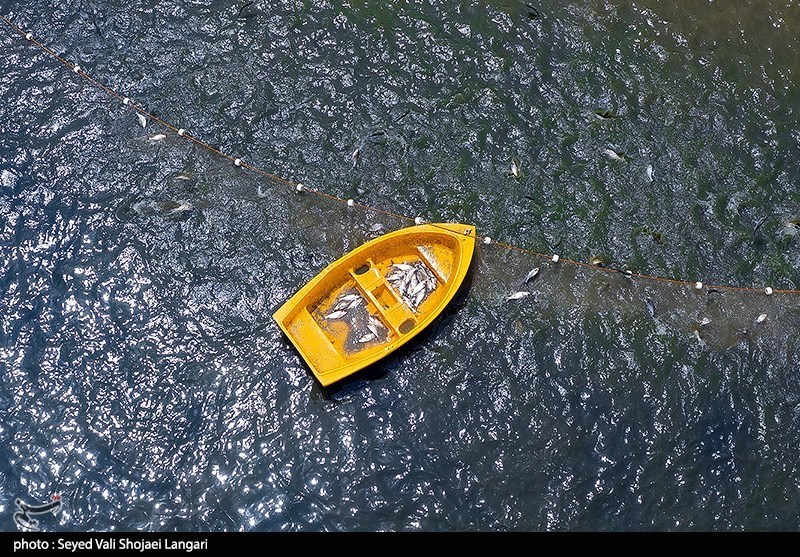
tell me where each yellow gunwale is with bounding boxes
[273,223,476,386]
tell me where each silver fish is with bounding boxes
[392,263,413,271]
[347,298,361,309]
[427,277,437,291]
[646,164,654,182]
[369,223,384,232]
[400,272,414,292]
[340,293,360,302]
[148,134,166,142]
[357,332,376,343]
[604,148,624,161]
[168,201,192,214]
[409,281,426,297]
[524,267,540,283]
[137,113,147,128]
[414,288,426,307]
[325,310,347,320]
[506,291,530,301]
[367,317,381,338]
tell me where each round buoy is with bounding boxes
[25,33,33,41]
[296,183,304,192]
[483,236,492,245]
[234,158,242,167]
[347,199,354,207]
[122,97,130,105]
[73,65,81,73]
[178,128,185,136]
[414,217,424,225]
[765,286,773,295]
[552,254,560,263]
[695,281,703,290]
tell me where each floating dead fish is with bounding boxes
[156,200,180,212]
[506,291,530,301]
[756,313,767,324]
[168,201,193,215]
[369,223,384,233]
[174,173,193,181]
[325,310,347,320]
[604,148,624,161]
[357,332,376,343]
[692,329,703,343]
[590,256,607,267]
[148,134,166,142]
[646,164,654,182]
[351,147,360,168]
[524,267,540,283]
[645,298,655,319]
[510,158,520,178]
[594,109,616,120]
[780,220,800,237]
[699,317,711,326]
[137,113,147,128]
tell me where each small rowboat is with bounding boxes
[273,222,476,386]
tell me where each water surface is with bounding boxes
[1,0,800,531]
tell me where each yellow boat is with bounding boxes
[273,222,476,386]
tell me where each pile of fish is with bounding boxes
[325,292,363,319]
[324,291,387,345]
[386,261,438,312]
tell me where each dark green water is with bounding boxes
[2,0,800,531]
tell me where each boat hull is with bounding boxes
[273,223,476,386]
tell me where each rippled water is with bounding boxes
[2,0,800,531]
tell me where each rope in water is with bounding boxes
[2,15,796,296]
